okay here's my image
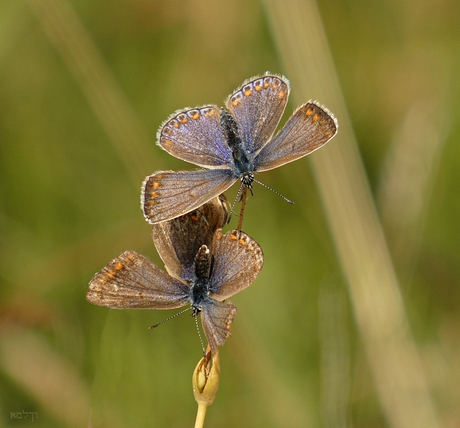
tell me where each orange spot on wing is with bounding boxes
[181,116,188,124]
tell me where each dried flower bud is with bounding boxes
[192,347,220,406]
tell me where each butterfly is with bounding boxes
[87,197,263,355]
[141,73,338,225]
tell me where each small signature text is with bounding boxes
[10,411,38,422]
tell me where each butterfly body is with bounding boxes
[190,245,212,309]
[220,108,253,173]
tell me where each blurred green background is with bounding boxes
[1,0,459,427]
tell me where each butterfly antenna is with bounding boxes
[192,309,207,357]
[228,182,245,224]
[253,178,294,204]
[148,307,191,329]
[237,186,248,231]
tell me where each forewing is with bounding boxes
[87,250,190,309]
[210,230,264,301]
[158,105,232,168]
[151,196,229,281]
[141,169,236,224]
[200,299,237,355]
[225,74,290,156]
[254,102,338,172]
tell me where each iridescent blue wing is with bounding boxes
[86,250,190,309]
[151,196,228,282]
[200,299,237,355]
[254,102,338,172]
[157,105,233,168]
[225,74,290,157]
[210,230,264,301]
[141,169,236,224]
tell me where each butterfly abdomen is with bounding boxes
[220,108,254,177]
[191,245,212,306]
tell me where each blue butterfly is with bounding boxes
[142,73,338,225]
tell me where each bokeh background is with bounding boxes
[1,0,459,427]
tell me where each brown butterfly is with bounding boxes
[87,197,263,355]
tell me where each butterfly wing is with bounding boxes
[196,194,229,232]
[225,74,290,157]
[87,250,191,309]
[254,102,338,172]
[141,169,236,224]
[152,196,229,281]
[210,230,264,301]
[200,299,237,355]
[157,105,233,168]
